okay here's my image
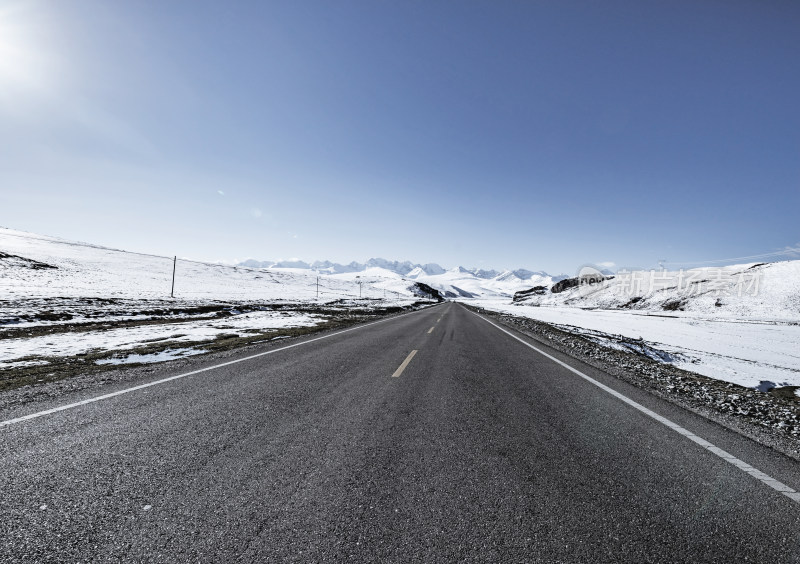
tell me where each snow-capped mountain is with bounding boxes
[240,257,438,277]
[237,257,566,299]
[410,268,561,299]
[470,268,500,279]
[406,264,448,279]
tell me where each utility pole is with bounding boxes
[170,256,176,298]
[316,276,319,299]
[359,281,362,298]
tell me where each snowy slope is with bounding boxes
[0,228,420,303]
[511,261,800,322]
[475,300,800,390]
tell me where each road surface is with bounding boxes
[1,302,799,562]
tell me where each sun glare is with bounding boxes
[0,3,50,93]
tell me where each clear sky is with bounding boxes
[1,0,798,274]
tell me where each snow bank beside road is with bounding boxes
[473,301,800,391]
[0,310,323,369]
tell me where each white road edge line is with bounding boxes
[392,350,418,378]
[1,305,441,429]
[471,309,800,505]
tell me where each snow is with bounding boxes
[0,310,323,367]
[96,348,207,365]
[236,255,563,298]
[0,227,435,371]
[401,268,553,299]
[473,300,800,390]
[3,359,50,370]
[0,228,421,303]
[512,261,800,322]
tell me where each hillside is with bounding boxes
[0,228,420,303]
[471,261,800,393]
[511,261,800,321]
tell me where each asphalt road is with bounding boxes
[2,302,799,563]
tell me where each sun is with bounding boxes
[0,3,50,93]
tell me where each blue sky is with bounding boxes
[1,0,798,274]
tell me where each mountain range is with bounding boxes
[237,258,569,299]
[238,257,562,280]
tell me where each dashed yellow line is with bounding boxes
[391,350,418,378]
[427,326,435,334]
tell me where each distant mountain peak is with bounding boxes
[419,263,446,276]
[272,259,311,269]
[240,257,446,277]
[470,268,500,279]
[237,257,555,283]
[512,268,551,280]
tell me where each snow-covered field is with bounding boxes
[0,228,433,374]
[473,300,800,391]
[1,310,324,369]
[0,228,420,303]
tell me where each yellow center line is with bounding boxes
[391,350,418,378]
[427,326,435,334]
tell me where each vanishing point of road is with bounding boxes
[2,303,799,562]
